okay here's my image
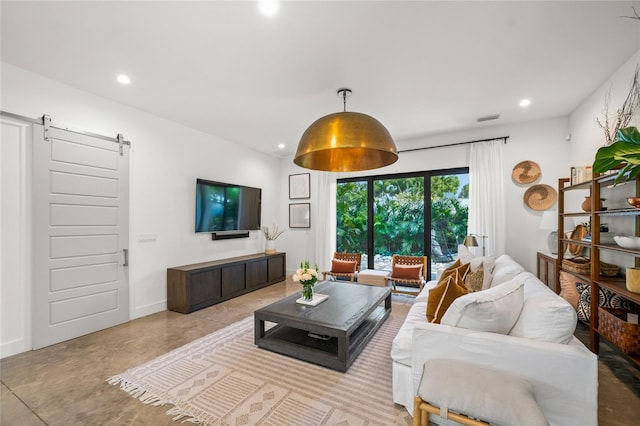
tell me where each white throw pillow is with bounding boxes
[441,275,525,334]
[509,273,578,344]
[457,244,475,264]
[490,254,525,287]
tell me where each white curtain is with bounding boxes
[313,171,334,272]
[468,140,506,256]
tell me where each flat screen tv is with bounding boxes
[195,179,262,233]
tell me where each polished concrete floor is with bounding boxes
[1,279,639,425]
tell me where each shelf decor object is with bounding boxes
[294,88,398,172]
[512,160,541,184]
[598,307,640,355]
[626,267,640,293]
[557,170,640,367]
[524,184,557,211]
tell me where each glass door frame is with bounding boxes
[337,167,468,279]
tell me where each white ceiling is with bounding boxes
[2,1,640,157]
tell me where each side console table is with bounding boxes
[536,251,559,293]
[167,252,286,313]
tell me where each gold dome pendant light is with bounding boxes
[294,88,399,172]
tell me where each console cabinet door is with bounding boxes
[189,269,221,309]
[246,260,268,288]
[268,255,285,282]
[221,264,246,296]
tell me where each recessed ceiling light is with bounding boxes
[257,0,279,18]
[117,74,131,85]
[277,143,285,149]
[519,98,531,107]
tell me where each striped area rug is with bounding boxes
[108,311,412,426]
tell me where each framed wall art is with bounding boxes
[289,173,310,199]
[289,203,311,228]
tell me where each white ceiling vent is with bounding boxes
[477,114,500,122]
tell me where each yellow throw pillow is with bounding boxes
[427,274,468,324]
[438,261,471,284]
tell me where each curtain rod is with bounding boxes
[398,136,509,153]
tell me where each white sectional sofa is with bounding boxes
[391,254,598,426]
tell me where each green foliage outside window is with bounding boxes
[336,174,468,258]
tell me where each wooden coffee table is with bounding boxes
[254,281,391,372]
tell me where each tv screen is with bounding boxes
[195,179,262,233]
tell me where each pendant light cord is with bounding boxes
[337,88,351,112]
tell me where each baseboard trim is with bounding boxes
[1,338,29,359]
[133,300,166,319]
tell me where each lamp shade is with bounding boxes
[464,235,479,247]
[294,111,399,172]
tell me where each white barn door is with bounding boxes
[32,123,129,349]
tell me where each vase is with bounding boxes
[581,196,602,212]
[301,283,314,300]
[265,240,276,254]
[626,268,640,293]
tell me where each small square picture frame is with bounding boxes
[289,203,311,228]
[289,173,310,199]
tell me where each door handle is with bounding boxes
[123,249,129,267]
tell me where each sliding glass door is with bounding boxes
[336,168,468,279]
[373,177,424,269]
[336,181,368,271]
[430,173,469,278]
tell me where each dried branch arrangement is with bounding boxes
[620,6,640,21]
[262,224,285,240]
[597,64,640,145]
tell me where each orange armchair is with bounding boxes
[322,252,362,282]
[385,255,428,295]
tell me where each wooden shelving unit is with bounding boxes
[557,175,640,367]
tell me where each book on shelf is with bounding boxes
[570,166,592,185]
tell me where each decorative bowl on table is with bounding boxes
[613,236,640,249]
[627,197,640,208]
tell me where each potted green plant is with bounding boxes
[592,126,640,185]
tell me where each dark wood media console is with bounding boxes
[167,252,286,313]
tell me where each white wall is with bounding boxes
[570,50,640,167]
[0,62,282,356]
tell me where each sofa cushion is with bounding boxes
[427,274,468,323]
[441,275,525,334]
[457,244,495,289]
[559,271,580,309]
[418,359,549,426]
[491,255,525,287]
[509,273,577,344]
[392,264,422,280]
[331,259,357,273]
[439,262,470,284]
[464,268,484,292]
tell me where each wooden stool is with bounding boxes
[413,359,548,426]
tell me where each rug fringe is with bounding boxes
[106,376,168,407]
[166,405,208,425]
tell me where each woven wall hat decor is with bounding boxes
[523,184,557,211]
[512,160,541,184]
